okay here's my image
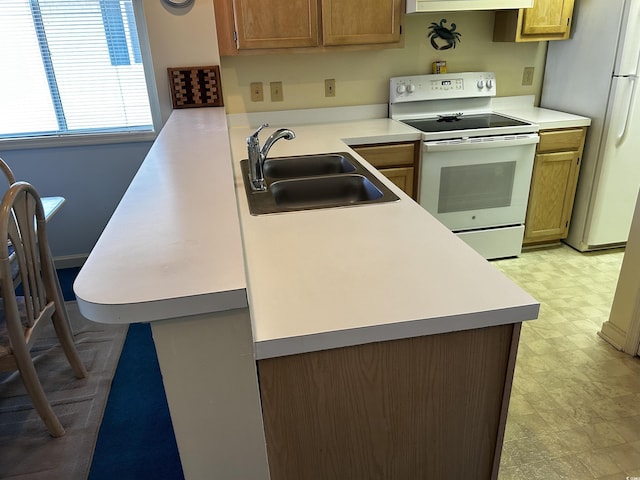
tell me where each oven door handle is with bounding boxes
[424,134,539,152]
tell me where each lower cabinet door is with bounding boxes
[379,166,414,198]
[524,150,580,244]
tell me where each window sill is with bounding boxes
[0,130,157,151]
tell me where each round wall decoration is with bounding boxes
[162,0,195,7]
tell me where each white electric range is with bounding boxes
[389,72,539,259]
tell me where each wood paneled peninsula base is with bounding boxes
[258,323,520,480]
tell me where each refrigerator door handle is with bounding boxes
[617,75,638,146]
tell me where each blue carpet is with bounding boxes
[57,268,184,480]
[56,267,82,302]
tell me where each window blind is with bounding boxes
[0,0,153,139]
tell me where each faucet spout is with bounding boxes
[247,124,296,191]
[260,128,296,159]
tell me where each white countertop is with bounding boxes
[74,108,248,323]
[228,120,539,359]
[75,106,541,359]
[493,95,592,129]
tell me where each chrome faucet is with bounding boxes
[247,124,296,191]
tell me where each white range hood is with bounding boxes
[407,0,533,13]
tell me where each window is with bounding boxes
[0,0,154,140]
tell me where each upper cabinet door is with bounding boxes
[493,0,575,42]
[521,0,574,36]
[233,0,319,49]
[322,0,402,46]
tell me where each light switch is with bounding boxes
[270,82,283,102]
[522,67,534,86]
[325,79,336,97]
[250,82,264,102]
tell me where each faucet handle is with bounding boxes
[248,123,269,143]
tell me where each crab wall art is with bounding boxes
[428,19,462,50]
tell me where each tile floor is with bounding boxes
[493,244,640,480]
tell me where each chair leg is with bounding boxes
[47,266,88,379]
[12,345,66,437]
[51,303,88,379]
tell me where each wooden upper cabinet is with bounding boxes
[493,0,574,42]
[214,0,404,55]
[521,0,573,36]
[322,0,402,46]
[233,0,319,49]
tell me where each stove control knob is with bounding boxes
[396,84,407,94]
[407,84,416,93]
[477,80,485,89]
[486,79,494,89]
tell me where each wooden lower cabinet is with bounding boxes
[351,141,420,200]
[376,166,414,197]
[523,126,586,245]
[257,323,520,480]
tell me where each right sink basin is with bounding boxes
[240,152,399,215]
[270,174,384,209]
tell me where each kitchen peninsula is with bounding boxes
[74,107,539,479]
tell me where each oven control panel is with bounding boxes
[390,72,496,104]
[429,78,464,92]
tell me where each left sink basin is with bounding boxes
[239,151,399,215]
[263,153,356,179]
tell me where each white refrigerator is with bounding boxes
[541,0,640,251]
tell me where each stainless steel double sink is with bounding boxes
[240,152,399,215]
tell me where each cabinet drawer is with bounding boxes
[537,128,586,153]
[351,143,415,168]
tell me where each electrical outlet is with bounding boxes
[522,67,534,86]
[250,82,264,102]
[325,79,336,97]
[270,82,283,102]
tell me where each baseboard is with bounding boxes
[521,242,563,252]
[53,254,88,269]
[598,321,626,351]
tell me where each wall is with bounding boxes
[600,189,640,354]
[220,11,547,114]
[143,0,221,125]
[0,0,221,264]
[0,4,548,263]
[2,143,152,265]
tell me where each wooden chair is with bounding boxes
[0,182,87,437]
[0,157,16,186]
[0,157,18,282]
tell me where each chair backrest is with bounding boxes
[0,181,86,437]
[0,157,16,187]
[0,182,57,344]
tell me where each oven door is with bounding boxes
[419,134,538,232]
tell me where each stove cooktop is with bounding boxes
[401,113,531,134]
